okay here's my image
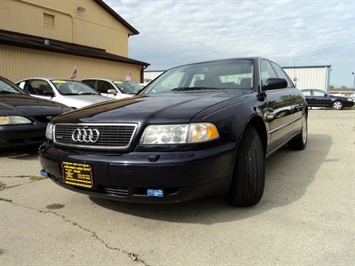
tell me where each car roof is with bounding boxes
[82,78,129,82]
[301,89,327,91]
[162,57,270,72]
[19,77,83,81]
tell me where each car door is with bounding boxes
[301,89,313,106]
[260,60,293,152]
[270,61,306,136]
[312,90,332,107]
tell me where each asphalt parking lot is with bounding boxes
[1,109,354,266]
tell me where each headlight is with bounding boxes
[139,123,219,144]
[0,116,32,125]
[45,123,54,140]
[347,98,353,102]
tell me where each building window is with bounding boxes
[43,13,55,29]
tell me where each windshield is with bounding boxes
[0,78,25,95]
[112,80,143,94]
[51,80,100,95]
[144,59,254,94]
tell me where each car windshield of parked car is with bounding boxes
[143,59,254,94]
[51,80,100,95]
[113,80,142,94]
[0,78,25,95]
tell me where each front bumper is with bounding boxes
[0,124,46,148]
[39,143,236,203]
[344,101,355,108]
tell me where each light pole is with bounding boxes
[352,72,355,95]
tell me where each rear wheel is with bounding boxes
[332,100,343,110]
[225,126,265,207]
[288,115,308,150]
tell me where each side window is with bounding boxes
[82,80,96,89]
[270,62,293,88]
[17,81,26,89]
[301,90,311,96]
[98,81,111,93]
[260,60,277,85]
[28,80,53,96]
[313,90,325,97]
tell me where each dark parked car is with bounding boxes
[0,76,72,148]
[39,57,308,207]
[301,89,354,110]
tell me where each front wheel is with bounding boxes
[225,126,265,207]
[332,100,343,110]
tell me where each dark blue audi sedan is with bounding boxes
[39,57,308,207]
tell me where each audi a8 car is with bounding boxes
[0,76,72,148]
[39,57,308,207]
[16,78,113,109]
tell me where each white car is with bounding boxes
[81,78,143,99]
[16,78,113,109]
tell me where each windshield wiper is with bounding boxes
[172,87,223,91]
[79,92,97,95]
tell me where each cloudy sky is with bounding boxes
[104,0,354,88]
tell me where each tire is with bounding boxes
[225,126,265,207]
[332,100,343,110]
[288,115,308,150]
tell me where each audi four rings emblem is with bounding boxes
[71,128,100,143]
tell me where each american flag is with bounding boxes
[70,67,77,79]
[125,71,132,81]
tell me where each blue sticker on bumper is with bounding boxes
[147,189,164,198]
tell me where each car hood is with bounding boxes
[329,95,351,100]
[57,95,113,108]
[53,90,252,124]
[0,94,70,116]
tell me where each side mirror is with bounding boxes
[107,89,117,95]
[262,78,287,91]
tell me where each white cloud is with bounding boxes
[105,0,355,87]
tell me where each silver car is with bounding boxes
[16,78,113,109]
[81,78,143,99]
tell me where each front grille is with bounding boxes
[54,123,138,149]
